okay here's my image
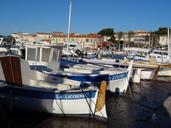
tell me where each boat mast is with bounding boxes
[168,28,170,55]
[67,0,72,52]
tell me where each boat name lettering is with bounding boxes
[55,93,85,99]
[109,73,127,80]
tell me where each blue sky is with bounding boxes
[0,0,171,35]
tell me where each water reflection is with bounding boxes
[4,111,107,128]
[34,116,107,128]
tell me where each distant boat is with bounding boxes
[81,58,159,83]
[150,50,169,63]
[155,28,171,76]
[54,60,133,94]
[123,47,151,61]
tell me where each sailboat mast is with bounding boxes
[67,0,72,52]
[168,28,170,55]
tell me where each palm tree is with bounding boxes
[149,32,159,48]
[117,32,124,43]
[145,35,149,48]
[149,32,154,48]
[128,31,134,47]
[154,34,159,48]
[116,32,124,47]
[116,32,124,50]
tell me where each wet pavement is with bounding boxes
[1,78,171,128]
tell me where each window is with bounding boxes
[42,48,51,62]
[52,49,60,61]
[85,39,89,42]
[27,48,37,61]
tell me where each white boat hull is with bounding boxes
[58,61,133,93]
[13,94,98,115]
[107,76,129,93]
[0,84,107,118]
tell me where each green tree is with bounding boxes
[150,32,159,48]
[0,35,5,38]
[145,35,149,48]
[116,32,124,43]
[152,27,170,47]
[115,32,124,50]
[149,32,153,48]
[154,27,168,35]
[108,36,116,43]
[98,28,116,43]
[98,28,114,37]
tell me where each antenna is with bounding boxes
[67,0,72,52]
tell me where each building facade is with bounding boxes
[11,33,38,43]
[36,32,52,40]
[51,33,102,49]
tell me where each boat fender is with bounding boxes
[95,80,107,112]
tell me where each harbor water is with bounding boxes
[1,78,171,128]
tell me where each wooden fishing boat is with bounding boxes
[0,55,107,119]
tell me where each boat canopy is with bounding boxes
[25,44,62,62]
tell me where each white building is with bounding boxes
[133,30,150,36]
[36,32,52,40]
[132,36,150,45]
[102,36,111,42]
[11,33,38,43]
[51,33,101,49]
[159,35,167,46]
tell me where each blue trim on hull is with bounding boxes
[57,72,128,83]
[60,58,86,68]
[0,86,96,100]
